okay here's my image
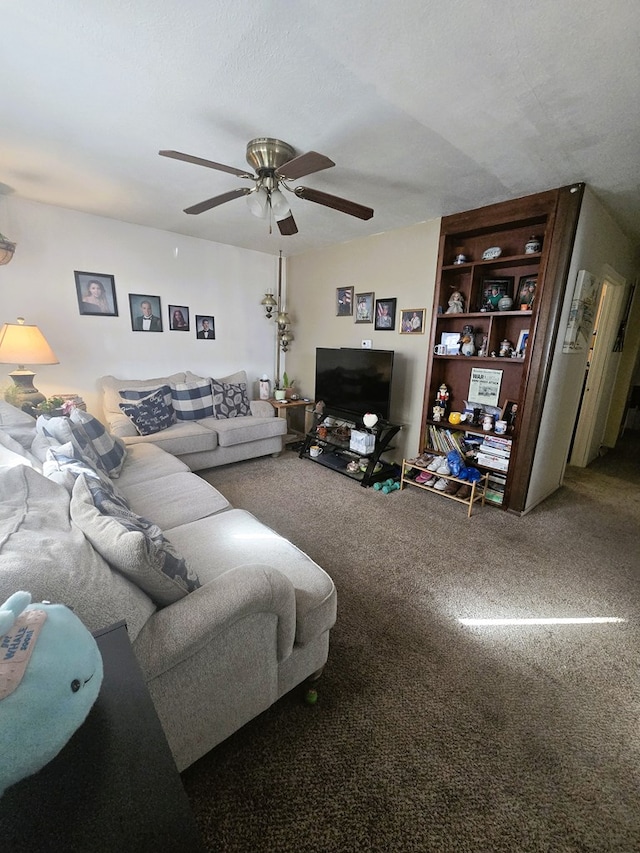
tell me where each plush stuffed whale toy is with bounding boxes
[0,591,104,797]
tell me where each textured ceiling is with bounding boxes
[2,0,640,256]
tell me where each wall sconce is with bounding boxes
[0,317,59,407]
[0,233,16,266]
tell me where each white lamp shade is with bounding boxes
[0,320,59,366]
[247,187,269,218]
[270,189,290,220]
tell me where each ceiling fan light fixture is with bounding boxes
[247,187,268,218]
[270,188,290,219]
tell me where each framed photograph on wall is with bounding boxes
[399,308,426,334]
[129,294,162,331]
[74,271,118,316]
[196,315,215,340]
[374,298,396,331]
[355,292,374,323]
[336,286,354,316]
[168,304,190,331]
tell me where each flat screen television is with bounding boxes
[314,347,395,421]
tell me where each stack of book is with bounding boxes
[475,434,512,473]
[428,425,464,455]
[485,472,507,505]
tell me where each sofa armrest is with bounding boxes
[250,400,276,418]
[132,564,296,679]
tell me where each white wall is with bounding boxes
[525,187,640,511]
[285,220,440,462]
[0,198,277,417]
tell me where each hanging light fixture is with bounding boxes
[259,252,293,385]
[260,290,277,319]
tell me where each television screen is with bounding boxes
[314,347,394,420]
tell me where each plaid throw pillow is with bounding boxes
[210,379,251,419]
[69,409,127,478]
[119,388,175,436]
[119,384,175,416]
[170,379,214,420]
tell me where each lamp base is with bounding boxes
[6,369,46,407]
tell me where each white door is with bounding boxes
[570,268,627,467]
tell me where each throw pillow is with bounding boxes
[119,384,175,415]
[119,388,175,436]
[170,379,214,421]
[43,442,114,493]
[210,379,252,419]
[69,409,127,478]
[70,476,201,607]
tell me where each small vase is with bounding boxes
[525,235,541,254]
[498,296,513,311]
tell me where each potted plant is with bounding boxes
[274,372,294,401]
[35,396,67,417]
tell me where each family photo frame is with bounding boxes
[355,292,374,324]
[129,294,163,332]
[196,315,215,340]
[399,308,425,334]
[168,304,190,331]
[336,286,354,316]
[75,271,118,317]
[374,298,396,331]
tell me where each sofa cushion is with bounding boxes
[202,415,286,448]
[71,476,201,607]
[170,379,214,421]
[210,379,251,419]
[0,400,37,452]
[100,373,187,417]
[120,472,230,530]
[0,429,39,469]
[119,420,218,456]
[0,466,156,641]
[119,388,175,436]
[165,509,337,646]
[115,443,191,488]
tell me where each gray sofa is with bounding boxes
[0,401,336,772]
[100,370,287,471]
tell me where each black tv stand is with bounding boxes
[299,412,401,487]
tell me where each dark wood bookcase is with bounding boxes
[420,184,584,512]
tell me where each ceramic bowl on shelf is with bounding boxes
[482,246,502,260]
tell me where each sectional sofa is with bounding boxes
[0,400,337,772]
[99,370,287,470]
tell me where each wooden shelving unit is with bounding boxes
[419,185,584,513]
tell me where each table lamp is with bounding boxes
[0,317,59,407]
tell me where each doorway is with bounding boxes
[569,267,627,467]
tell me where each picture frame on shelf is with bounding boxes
[355,291,374,323]
[517,275,537,310]
[501,400,519,431]
[399,308,425,334]
[168,304,190,331]
[75,271,118,317]
[196,315,215,340]
[516,328,530,356]
[479,276,514,311]
[468,367,503,408]
[336,286,354,316]
[374,298,397,331]
[440,331,460,354]
[129,294,162,331]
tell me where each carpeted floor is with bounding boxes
[183,434,640,852]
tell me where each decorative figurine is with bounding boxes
[499,338,513,357]
[525,235,541,254]
[433,384,449,422]
[458,324,476,356]
[477,334,489,357]
[445,291,465,313]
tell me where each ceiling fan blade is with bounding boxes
[294,186,374,220]
[159,150,251,178]
[276,151,335,181]
[277,213,298,236]
[184,187,251,215]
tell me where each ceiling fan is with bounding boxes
[159,137,374,236]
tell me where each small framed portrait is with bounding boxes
[516,328,530,356]
[196,315,215,340]
[501,399,519,431]
[479,276,514,311]
[374,298,396,331]
[355,292,374,324]
[517,275,537,309]
[336,286,354,316]
[129,294,163,332]
[168,304,190,331]
[74,271,118,317]
[399,308,426,334]
[440,331,460,355]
